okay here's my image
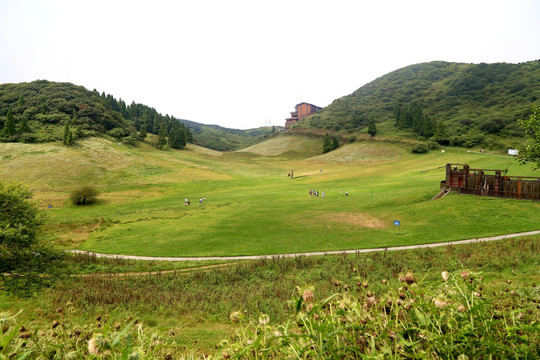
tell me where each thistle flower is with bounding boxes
[88,334,110,355]
[433,297,448,308]
[404,272,415,285]
[229,311,242,323]
[441,271,450,281]
[302,289,314,304]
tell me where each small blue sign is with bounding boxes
[394,220,400,226]
[48,205,52,209]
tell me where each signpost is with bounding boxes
[393,220,400,231]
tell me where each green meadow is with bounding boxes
[1,135,539,358]
[1,135,538,257]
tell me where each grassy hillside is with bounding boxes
[1,135,537,257]
[296,61,540,150]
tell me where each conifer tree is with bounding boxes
[332,136,340,151]
[168,122,185,149]
[323,133,332,153]
[156,123,167,149]
[18,115,30,133]
[2,109,16,137]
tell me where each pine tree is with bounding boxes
[323,133,332,153]
[156,123,167,149]
[18,115,30,133]
[139,123,147,141]
[2,109,16,137]
[332,136,340,151]
[168,122,185,149]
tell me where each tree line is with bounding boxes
[0,81,191,150]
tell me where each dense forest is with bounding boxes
[0,80,192,149]
[296,60,540,149]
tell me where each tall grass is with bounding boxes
[1,237,538,358]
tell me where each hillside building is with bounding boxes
[285,102,322,129]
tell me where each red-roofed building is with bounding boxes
[285,102,322,129]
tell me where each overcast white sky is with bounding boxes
[1,1,539,129]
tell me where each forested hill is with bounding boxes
[180,119,280,151]
[0,80,275,150]
[296,60,540,149]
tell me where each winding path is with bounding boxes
[69,230,540,262]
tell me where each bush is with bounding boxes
[411,143,429,153]
[70,186,99,205]
[348,135,357,143]
[426,141,440,150]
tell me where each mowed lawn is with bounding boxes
[2,136,539,257]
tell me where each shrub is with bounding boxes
[70,186,99,205]
[426,141,440,150]
[348,135,357,143]
[411,143,428,153]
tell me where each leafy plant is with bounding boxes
[70,186,99,205]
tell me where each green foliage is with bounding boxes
[2,237,537,358]
[517,104,540,168]
[181,119,277,151]
[299,61,540,150]
[411,143,429,153]
[0,182,64,296]
[1,109,16,138]
[62,121,73,146]
[168,121,188,149]
[156,123,168,150]
[323,133,340,153]
[216,270,538,358]
[0,81,192,149]
[70,186,99,205]
[367,118,377,137]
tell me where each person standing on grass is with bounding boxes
[345,190,348,196]
[322,190,325,198]
[309,189,312,196]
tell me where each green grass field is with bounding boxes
[1,135,538,258]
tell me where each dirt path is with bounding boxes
[69,230,540,262]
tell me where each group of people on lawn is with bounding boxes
[309,189,348,197]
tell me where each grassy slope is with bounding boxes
[1,135,538,257]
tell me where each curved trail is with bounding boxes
[69,230,540,262]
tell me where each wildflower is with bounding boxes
[404,272,415,285]
[0,312,13,333]
[433,297,448,308]
[229,311,242,323]
[441,271,450,281]
[88,334,110,355]
[302,289,314,304]
[258,313,270,326]
[128,348,144,360]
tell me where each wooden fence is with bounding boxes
[441,163,540,200]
